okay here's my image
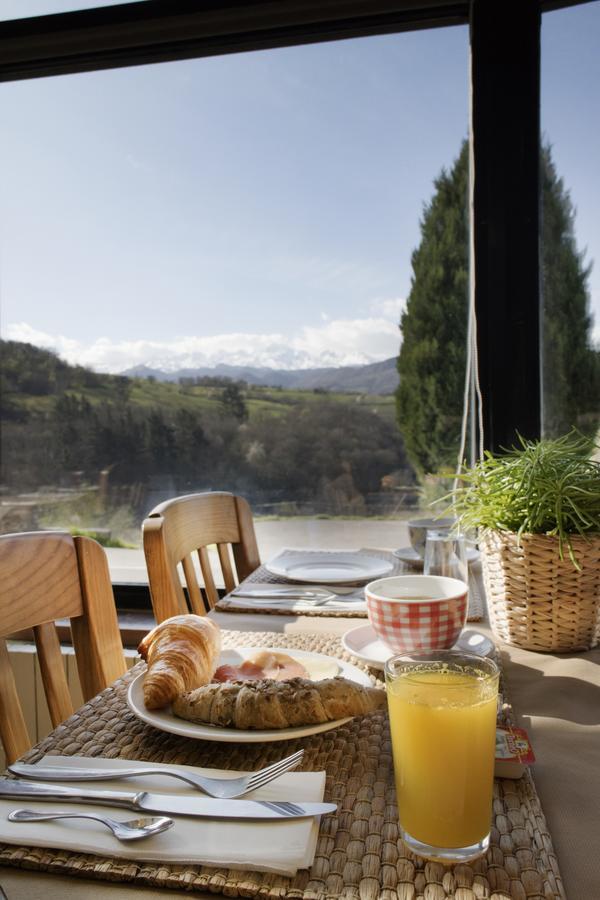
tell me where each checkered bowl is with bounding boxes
[365,575,468,653]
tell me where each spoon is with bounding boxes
[8,808,173,841]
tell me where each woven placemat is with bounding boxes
[217,550,484,621]
[0,629,562,899]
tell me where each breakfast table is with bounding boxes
[1,556,599,900]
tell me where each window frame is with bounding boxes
[0,0,588,451]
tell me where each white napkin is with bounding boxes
[222,595,367,613]
[0,755,327,876]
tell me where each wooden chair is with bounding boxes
[0,531,127,764]
[142,491,260,621]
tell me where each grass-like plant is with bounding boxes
[450,432,600,564]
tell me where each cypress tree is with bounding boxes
[396,143,469,476]
[540,145,598,436]
[396,141,599,476]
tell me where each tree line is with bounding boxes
[1,341,411,515]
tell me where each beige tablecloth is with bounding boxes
[2,610,599,899]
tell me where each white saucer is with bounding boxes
[392,545,480,566]
[341,624,495,670]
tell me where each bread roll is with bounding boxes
[138,614,221,709]
[172,676,385,729]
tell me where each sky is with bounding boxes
[0,1,599,373]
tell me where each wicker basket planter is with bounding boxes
[480,530,600,652]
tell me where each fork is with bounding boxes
[231,588,365,604]
[9,750,304,800]
[249,594,363,606]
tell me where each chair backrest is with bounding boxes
[142,491,260,621]
[0,531,127,763]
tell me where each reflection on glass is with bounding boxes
[0,28,471,548]
[541,5,600,441]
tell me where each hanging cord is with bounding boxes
[454,130,485,496]
[470,141,485,463]
[455,279,473,491]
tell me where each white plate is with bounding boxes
[127,647,372,743]
[265,550,393,584]
[341,624,495,670]
[392,545,480,566]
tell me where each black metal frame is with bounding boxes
[0,0,591,453]
[470,0,541,450]
[0,2,470,82]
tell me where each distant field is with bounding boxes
[2,340,411,543]
[3,338,398,424]
[15,378,397,423]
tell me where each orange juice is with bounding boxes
[387,668,497,849]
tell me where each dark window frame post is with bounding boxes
[470,0,542,453]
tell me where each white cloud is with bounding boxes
[369,296,406,320]
[3,322,81,357]
[293,317,399,368]
[3,316,401,373]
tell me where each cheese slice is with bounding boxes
[300,655,340,681]
[213,650,340,683]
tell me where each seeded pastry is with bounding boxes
[172,676,386,729]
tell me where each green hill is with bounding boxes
[1,341,411,516]
[1,340,396,422]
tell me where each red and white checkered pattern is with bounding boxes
[366,589,468,653]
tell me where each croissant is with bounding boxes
[138,615,221,709]
[172,676,386,729]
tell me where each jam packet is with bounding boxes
[494,725,536,778]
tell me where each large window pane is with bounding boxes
[540,2,600,440]
[0,28,468,557]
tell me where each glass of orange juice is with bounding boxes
[385,649,499,863]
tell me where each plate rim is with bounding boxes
[265,550,394,584]
[127,646,372,743]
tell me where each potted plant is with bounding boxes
[451,432,600,652]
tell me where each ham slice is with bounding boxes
[213,650,308,683]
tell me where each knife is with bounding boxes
[0,779,335,820]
